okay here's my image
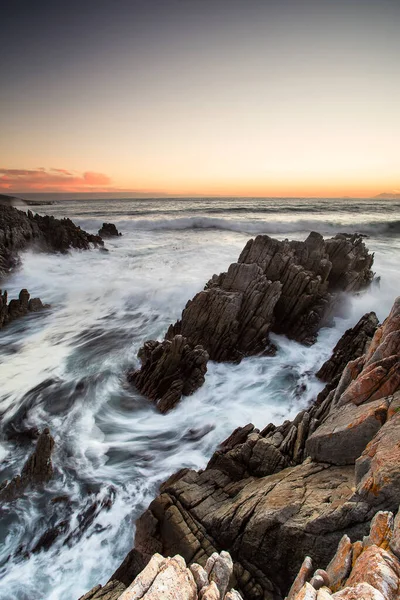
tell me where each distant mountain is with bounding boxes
[374,192,400,200]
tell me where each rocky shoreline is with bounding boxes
[1,209,399,600]
[81,294,400,600]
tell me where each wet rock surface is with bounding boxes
[98,296,400,600]
[0,429,55,503]
[128,336,209,413]
[132,232,374,410]
[0,288,49,330]
[0,203,103,278]
[98,222,122,237]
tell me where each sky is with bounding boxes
[0,0,399,198]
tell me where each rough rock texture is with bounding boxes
[316,312,379,384]
[0,428,55,503]
[98,223,122,238]
[128,336,209,413]
[288,507,400,600]
[0,288,49,330]
[132,232,374,410]
[79,551,240,600]
[0,203,103,278]
[122,297,400,599]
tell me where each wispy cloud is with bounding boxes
[0,167,114,192]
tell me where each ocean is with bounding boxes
[0,197,399,599]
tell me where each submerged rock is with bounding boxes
[98,222,122,237]
[0,428,55,503]
[132,232,374,411]
[0,288,49,330]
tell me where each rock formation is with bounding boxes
[0,203,103,278]
[132,232,374,411]
[106,296,400,600]
[98,222,122,237]
[0,428,55,503]
[79,551,241,600]
[287,508,400,599]
[0,288,49,330]
[128,336,209,413]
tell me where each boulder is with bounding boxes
[306,397,388,465]
[98,222,122,238]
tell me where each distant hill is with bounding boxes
[375,192,400,200]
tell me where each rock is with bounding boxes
[306,397,388,465]
[128,336,209,413]
[0,428,55,503]
[346,545,400,599]
[363,511,393,550]
[0,288,49,330]
[316,312,378,384]
[98,222,122,238]
[131,232,374,409]
[389,506,400,559]
[0,203,103,278]
[325,536,353,592]
[287,557,314,600]
[190,564,209,592]
[206,551,233,599]
[331,583,385,599]
[294,583,317,600]
[355,411,400,510]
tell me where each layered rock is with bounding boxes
[114,296,400,600]
[79,551,240,600]
[132,232,374,410]
[0,428,55,503]
[316,311,378,384]
[0,203,103,277]
[0,288,49,330]
[98,222,122,237]
[128,336,209,413]
[287,507,400,599]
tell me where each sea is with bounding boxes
[0,197,399,599]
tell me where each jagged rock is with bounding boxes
[355,411,400,510]
[316,312,378,384]
[0,288,49,330]
[0,428,54,503]
[128,336,209,413]
[0,203,103,278]
[287,557,314,600]
[325,536,353,592]
[84,552,239,600]
[132,232,374,410]
[306,397,388,465]
[98,223,122,238]
[287,505,400,600]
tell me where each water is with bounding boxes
[0,197,399,599]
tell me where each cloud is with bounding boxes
[0,167,113,192]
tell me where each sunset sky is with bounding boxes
[1,0,399,197]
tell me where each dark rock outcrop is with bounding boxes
[0,428,55,503]
[128,336,209,413]
[132,232,374,411]
[0,288,49,330]
[316,311,379,384]
[98,222,122,238]
[0,203,103,278]
[109,297,400,600]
